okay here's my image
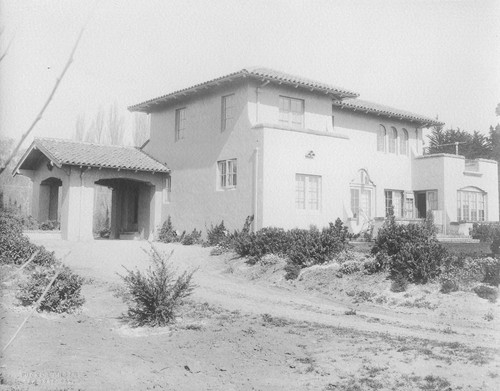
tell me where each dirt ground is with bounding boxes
[1,237,499,390]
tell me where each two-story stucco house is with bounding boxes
[14,67,499,240]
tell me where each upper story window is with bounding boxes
[295,174,321,210]
[175,108,186,141]
[400,128,409,156]
[221,94,235,131]
[388,127,397,154]
[218,159,237,189]
[279,96,304,128]
[377,125,386,152]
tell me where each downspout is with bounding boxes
[253,147,259,232]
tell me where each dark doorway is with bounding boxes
[39,177,62,222]
[415,192,426,218]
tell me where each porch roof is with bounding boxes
[14,138,170,174]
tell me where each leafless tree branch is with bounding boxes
[0,27,85,175]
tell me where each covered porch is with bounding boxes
[13,138,170,241]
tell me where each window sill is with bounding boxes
[217,187,237,192]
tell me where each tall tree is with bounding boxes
[74,113,87,141]
[427,126,491,159]
[87,106,106,144]
[107,103,125,145]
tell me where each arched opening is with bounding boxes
[400,128,409,155]
[39,177,62,224]
[94,178,155,240]
[377,125,386,152]
[388,127,397,154]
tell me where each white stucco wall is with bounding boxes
[143,78,499,234]
[145,81,262,233]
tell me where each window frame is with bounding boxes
[400,128,409,156]
[279,96,305,129]
[175,107,186,141]
[457,188,486,222]
[388,127,398,154]
[385,189,404,217]
[377,125,386,152]
[295,174,322,211]
[217,159,237,190]
[221,93,235,132]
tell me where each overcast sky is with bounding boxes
[1,0,499,146]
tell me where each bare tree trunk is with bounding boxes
[0,27,86,175]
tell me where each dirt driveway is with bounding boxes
[1,237,499,390]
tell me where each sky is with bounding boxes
[0,0,499,147]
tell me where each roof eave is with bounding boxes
[128,70,359,113]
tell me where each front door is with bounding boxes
[416,192,426,218]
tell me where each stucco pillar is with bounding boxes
[149,185,163,241]
[110,188,120,240]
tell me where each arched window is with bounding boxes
[400,128,409,156]
[388,127,397,153]
[377,125,386,152]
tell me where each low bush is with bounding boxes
[157,216,178,243]
[119,246,196,326]
[205,220,228,247]
[473,284,498,302]
[390,274,409,292]
[17,265,85,313]
[372,214,447,283]
[284,263,301,280]
[440,256,500,292]
[470,223,500,243]
[181,228,202,245]
[38,220,60,231]
[339,260,362,275]
[234,218,350,269]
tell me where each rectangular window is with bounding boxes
[163,176,171,203]
[279,96,304,128]
[175,108,186,141]
[404,195,414,218]
[427,191,438,211]
[385,190,404,217]
[351,188,372,219]
[457,190,486,222]
[221,94,235,131]
[218,159,237,189]
[296,174,321,210]
[351,188,360,218]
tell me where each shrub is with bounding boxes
[234,218,350,268]
[492,229,500,255]
[38,220,60,231]
[470,223,500,243]
[339,260,362,274]
[0,207,24,237]
[181,228,202,245]
[372,214,447,283]
[206,220,228,247]
[439,275,459,294]
[473,284,498,302]
[17,265,85,313]
[440,256,500,290]
[390,274,409,292]
[157,216,178,243]
[119,246,196,326]
[284,263,301,280]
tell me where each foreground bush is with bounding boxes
[17,265,85,313]
[439,256,500,293]
[119,246,196,327]
[371,213,446,284]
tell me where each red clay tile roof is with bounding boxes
[332,98,443,127]
[128,67,359,112]
[16,138,169,173]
